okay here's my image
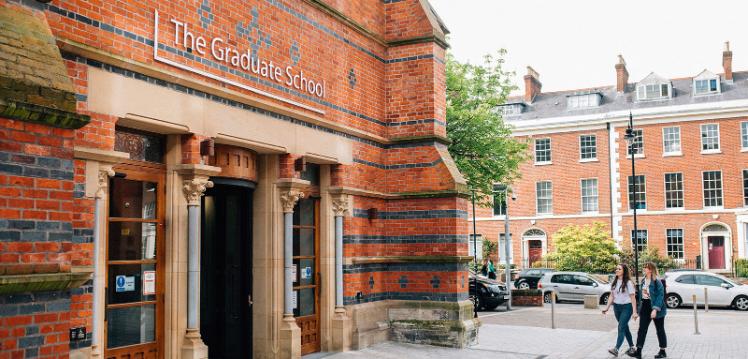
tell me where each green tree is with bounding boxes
[619,247,677,274]
[544,222,619,273]
[446,51,527,204]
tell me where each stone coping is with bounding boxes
[0,266,93,295]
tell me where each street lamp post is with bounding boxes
[624,112,641,289]
[471,188,479,318]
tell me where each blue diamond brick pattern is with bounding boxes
[430,276,441,289]
[347,68,357,87]
[369,276,375,289]
[198,0,214,29]
[236,7,272,57]
[290,41,300,66]
[398,275,408,288]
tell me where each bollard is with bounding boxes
[693,294,700,335]
[704,287,709,312]
[551,291,556,329]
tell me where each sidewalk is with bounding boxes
[317,305,748,359]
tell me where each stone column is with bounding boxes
[90,164,114,358]
[180,175,213,359]
[279,188,304,359]
[330,194,351,351]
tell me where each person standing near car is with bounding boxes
[487,258,497,280]
[602,263,638,357]
[628,262,668,359]
[480,258,489,277]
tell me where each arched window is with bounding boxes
[523,229,545,237]
[703,224,728,232]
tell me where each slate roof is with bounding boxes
[503,71,748,121]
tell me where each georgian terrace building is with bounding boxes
[0,1,476,358]
[472,45,748,274]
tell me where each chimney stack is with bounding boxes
[723,41,733,82]
[615,55,629,93]
[524,66,542,103]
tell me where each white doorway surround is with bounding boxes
[700,222,732,272]
[521,228,548,268]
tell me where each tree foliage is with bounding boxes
[544,222,619,273]
[446,51,527,204]
[619,247,677,274]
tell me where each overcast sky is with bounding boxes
[429,0,748,95]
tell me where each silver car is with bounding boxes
[538,271,611,304]
[664,271,748,311]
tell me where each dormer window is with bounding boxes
[567,93,601,109]
[693,70,721,96]
[500,103,524,117]
[636,73,672,101]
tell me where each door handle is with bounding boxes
[248,294,253,307]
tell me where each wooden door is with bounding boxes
[708,236,725,269]
[293,198,320,355]
[105,164,165,359]
[528,240,543,266]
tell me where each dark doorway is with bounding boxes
[200,180,254,359]
[708,236,725,270]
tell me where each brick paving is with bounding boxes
[315,304,748,359]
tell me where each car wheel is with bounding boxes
[733,295,748,311]
[543,291,554,303]
[665,293,682,309]
[474,295,484,311]
[518,281,530,290]
[599,293,610,305]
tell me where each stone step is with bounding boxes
[354,321,390,350]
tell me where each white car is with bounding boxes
[664,271,748,311]
[538,271,612,304]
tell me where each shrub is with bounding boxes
[543,222,619,273]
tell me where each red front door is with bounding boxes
[708,236,725,269]
[528,240,543,266]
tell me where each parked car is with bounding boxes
[514,268,555,290]
[538,271,611,304]
[664,271,748,311]
[469,272,510,311]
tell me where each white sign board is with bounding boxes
[115,275,135,292]
[143,271,156,295]
[292,291,298,309]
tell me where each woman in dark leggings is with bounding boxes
[602,263,638,357]
[628,262,668,358]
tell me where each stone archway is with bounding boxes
[700,222,732,272]
[522,228,547,268]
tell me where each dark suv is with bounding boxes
[469,272,509,311]
[514,268,554,290]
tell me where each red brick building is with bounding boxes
[0,1,475,358]
[473,47,748,275]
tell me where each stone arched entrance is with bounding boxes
[522,228,547,268]
[700,222,732,271]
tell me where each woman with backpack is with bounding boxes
[628,262,668,359]
[602,263,638,357]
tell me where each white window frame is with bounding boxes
[501,104,523,117]
[567,94,601,109]
[637,83,672,101]
[493,194,506,216]
[664,172,684,210]
[666,229,685,260]
[580,178,599,213]
[631,229,648,253]
[741,121,748,151]
[700,123,721,154]
[662,126,682,156]
[628,175,646,210]
[702,170,723,208]
[468,234,483,261]
[579,134,597,161]
[693,78,720,96]
[534,138,552,165]
[744,169,748,207]
[536,181,553,215]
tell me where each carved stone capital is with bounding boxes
[280,189,305,213]
[331,194,350,217]
[183,176,214,206]
[95,164,115,199]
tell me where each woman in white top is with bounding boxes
[602,263,638,357]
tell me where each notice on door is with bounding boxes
[115,275,135,292]
[143,271,156,295]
